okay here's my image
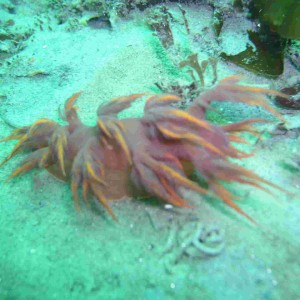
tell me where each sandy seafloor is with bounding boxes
[0,2,300,300]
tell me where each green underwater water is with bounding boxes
[0,1,300,300]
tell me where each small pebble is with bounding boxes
[164,204,173,210]
[272,279,278,286]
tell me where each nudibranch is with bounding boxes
[0,76,286,222]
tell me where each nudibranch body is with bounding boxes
[0,77,286,222]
